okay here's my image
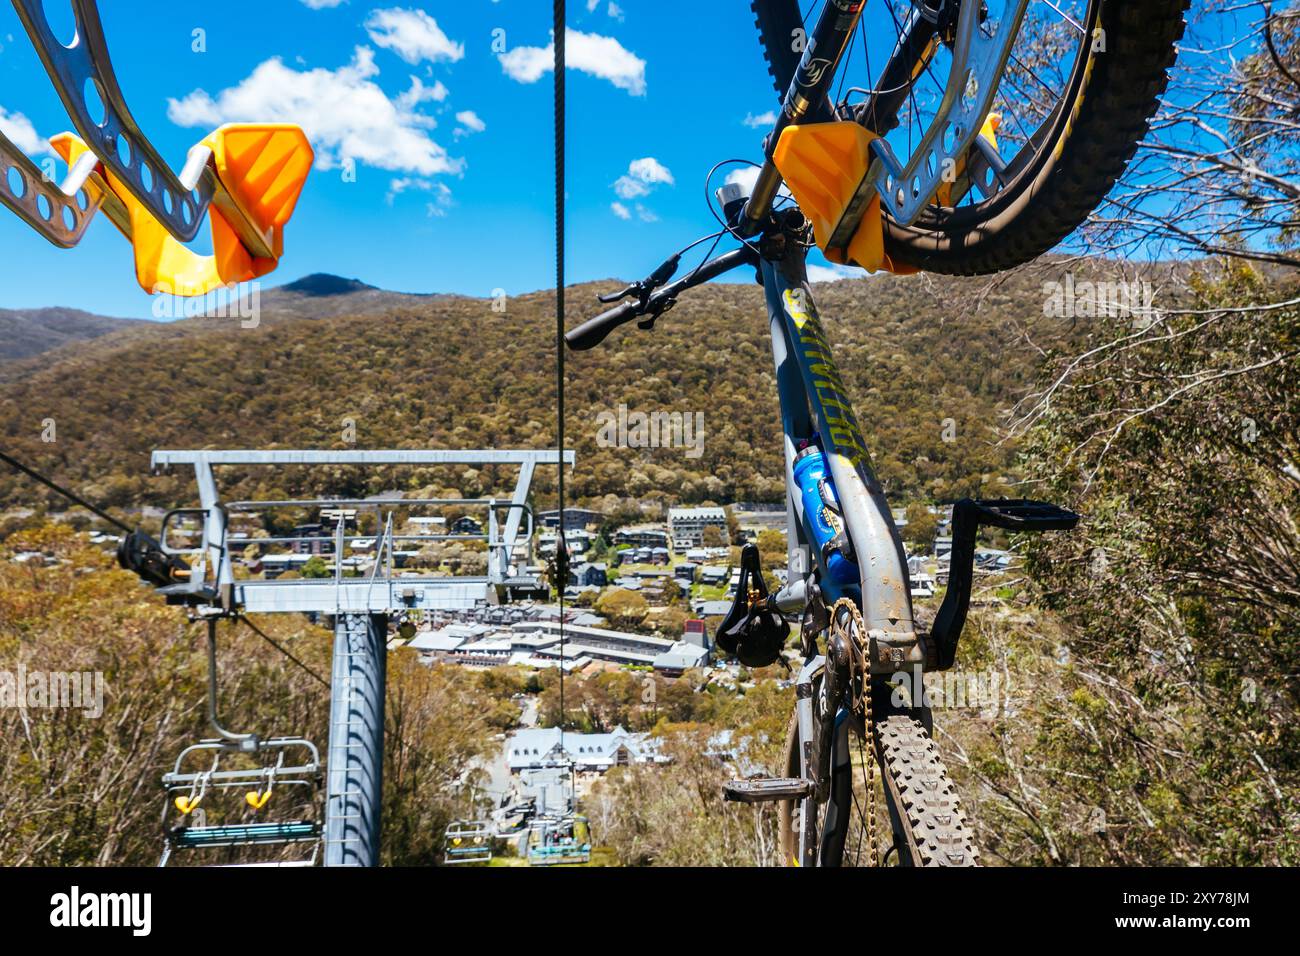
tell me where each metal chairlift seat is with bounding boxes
[159,737,323,867]
[443,820,494,864]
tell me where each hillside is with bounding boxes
[0,307,146,362]
[0,261,1161,521]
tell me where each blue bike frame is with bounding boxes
[760,254,923,671]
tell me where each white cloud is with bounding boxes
[300,0,345,8]
[499,28,646,96]
[454,110,486,133]
[608,3,625,21]
[613,156,673,199]
[364,8,464,65]
[166,48,463,177]
[388,177,453,216]
[0,107,47,155]
[807,262,867,282]
[743,110,777,128]
[395,76,448,110]
[610,157,672,219]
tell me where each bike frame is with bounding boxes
[758,229,924,866]
[762,241,921,663]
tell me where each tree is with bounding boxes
[902,502,939,551]
[300,555,329,578]
[701,525,726,548]
[596,588,649,628]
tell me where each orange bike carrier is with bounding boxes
[773,116,1000,275]
[51,124,313,297]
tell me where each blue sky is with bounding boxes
[0,1,1262,319]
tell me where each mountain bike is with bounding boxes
[566,0,1184,865]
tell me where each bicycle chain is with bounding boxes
[830,598,877,867]
[828,598,978,867]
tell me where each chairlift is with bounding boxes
[160,737,323,867]
[158,618,323,866]
[442,820,494,865]
[525,814,592,867]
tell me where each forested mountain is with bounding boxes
[0,307,145,362]
[0,260,1162,521]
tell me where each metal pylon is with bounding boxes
[324,612,387,866]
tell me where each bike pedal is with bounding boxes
[967,498,1079,532]
[723,777,814,804]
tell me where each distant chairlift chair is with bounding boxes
[443,820,494,865]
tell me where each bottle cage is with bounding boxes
[716,543,790,668]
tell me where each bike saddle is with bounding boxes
[716,544,789,668]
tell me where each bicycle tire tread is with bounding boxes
[875,714,979,867]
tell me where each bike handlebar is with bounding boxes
[566,299,642,351]
[565,245,760,351]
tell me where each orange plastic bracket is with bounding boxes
[51,124,313,297]
[773,121,915,276]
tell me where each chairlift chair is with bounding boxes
[159,737,324,867]
[525,814,592,867]
[442,820,494,865]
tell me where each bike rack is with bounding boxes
[867,0,1031,226]
[3,0,313,295]
[0,127,102,247]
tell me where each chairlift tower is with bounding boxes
[147,449,573,866]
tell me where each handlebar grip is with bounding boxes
[565,300,642,351]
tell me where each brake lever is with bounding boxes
[596,253,681,305]
[597,284,637,304]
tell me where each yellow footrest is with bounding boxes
[51,124,313,297]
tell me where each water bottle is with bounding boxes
[793,441,859,586]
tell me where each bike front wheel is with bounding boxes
[777,687,980,867]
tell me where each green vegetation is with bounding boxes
[0,264,1101,527]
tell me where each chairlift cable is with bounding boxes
[236,614,330,690]
[0,448,133,534]
[554,0,567,759]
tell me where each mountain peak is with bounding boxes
[279,274,377,297]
